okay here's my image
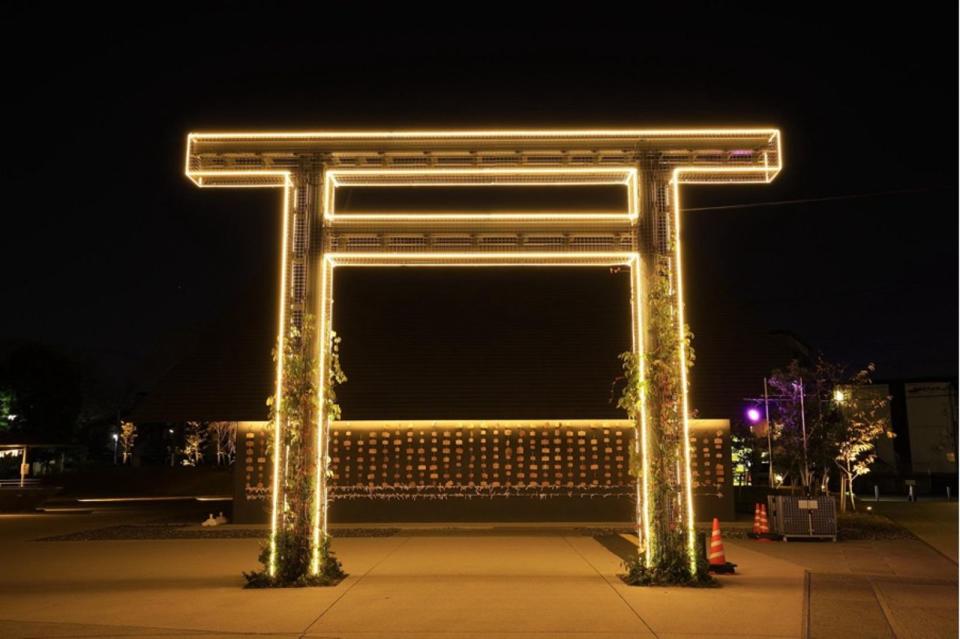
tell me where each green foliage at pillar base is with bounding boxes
[621,543,717,588]
[243,532,346,589]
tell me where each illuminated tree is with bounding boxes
[182,421,208,466]
[208,421,237,465]
[119,421,137,464]
[832,365,892,512]
[766,357,891,502]
[766,357,843,493]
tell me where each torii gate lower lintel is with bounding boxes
[185,128,783,577]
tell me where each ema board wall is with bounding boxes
[234,419,733,523]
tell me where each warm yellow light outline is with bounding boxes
[184,160,295,577]
[183,128,783,578]
[270,182,292,576]
[332,418,636,430]
[630,258,652,563]
[186,128,782,191]
[311,251,640,576]
[669,174,697,574]
[667,161,786,573]
[187,127,780,140]
[312,251,645,571]
[323,251,636,267]
[321,212,632,224]
[312,255,333,575]
[322,167,639,224]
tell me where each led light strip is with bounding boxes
[269,181,292,577]
[187,127,781,140]
[183,163,300,576]
[324,251,636,268]
[318,212,632,223]
[314,251,648,567]
[629,254,653,565]
[322,167,639,224]
[186,129,781,192]
[331,419,635,430]
[669,174,697,573]
[312,255,333,575]
[667,158,787,572]
[327,167,637,183]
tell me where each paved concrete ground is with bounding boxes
[869,500,959,563]
[746,537,957,639]
[0,509,954,638]
[0,512,802,638]
[735,498,958,639]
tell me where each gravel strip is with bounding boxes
[36,525,400,541]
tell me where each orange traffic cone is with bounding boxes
[756,503,772,542]
[751,503,761,535]
[709,518,726,565]
[707,517,736,574]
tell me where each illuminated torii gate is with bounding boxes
[185,129,782,576]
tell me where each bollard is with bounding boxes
[874,485,880,502]
[908,485,915,502]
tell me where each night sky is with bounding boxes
[1,5,955,422]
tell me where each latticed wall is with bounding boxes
[330,421,632,500]
[234,419,733,521]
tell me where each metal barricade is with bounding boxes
[767,495,837,541]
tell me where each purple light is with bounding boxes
[746,407,762,423]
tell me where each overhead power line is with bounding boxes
[683,187,937,212]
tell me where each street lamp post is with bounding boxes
[763,377,774,488]
[20,446,28,488]
[797,378,810,493]
[745,379,777,488]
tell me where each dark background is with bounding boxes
[0,4,955,425]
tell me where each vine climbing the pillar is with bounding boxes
[244,315,346,588]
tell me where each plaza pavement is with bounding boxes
[0,509,955,639]
[870,500,959,562]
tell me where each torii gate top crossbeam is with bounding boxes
[185,128,781,188]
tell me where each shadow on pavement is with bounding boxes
[593,534,636,563]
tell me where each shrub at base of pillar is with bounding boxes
[620,532,718,587]
[244,532,346,588]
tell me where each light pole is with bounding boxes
[745,378,777,488]
[763,378,775,487]
[796,378,810,493]
[20,446,28,488]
